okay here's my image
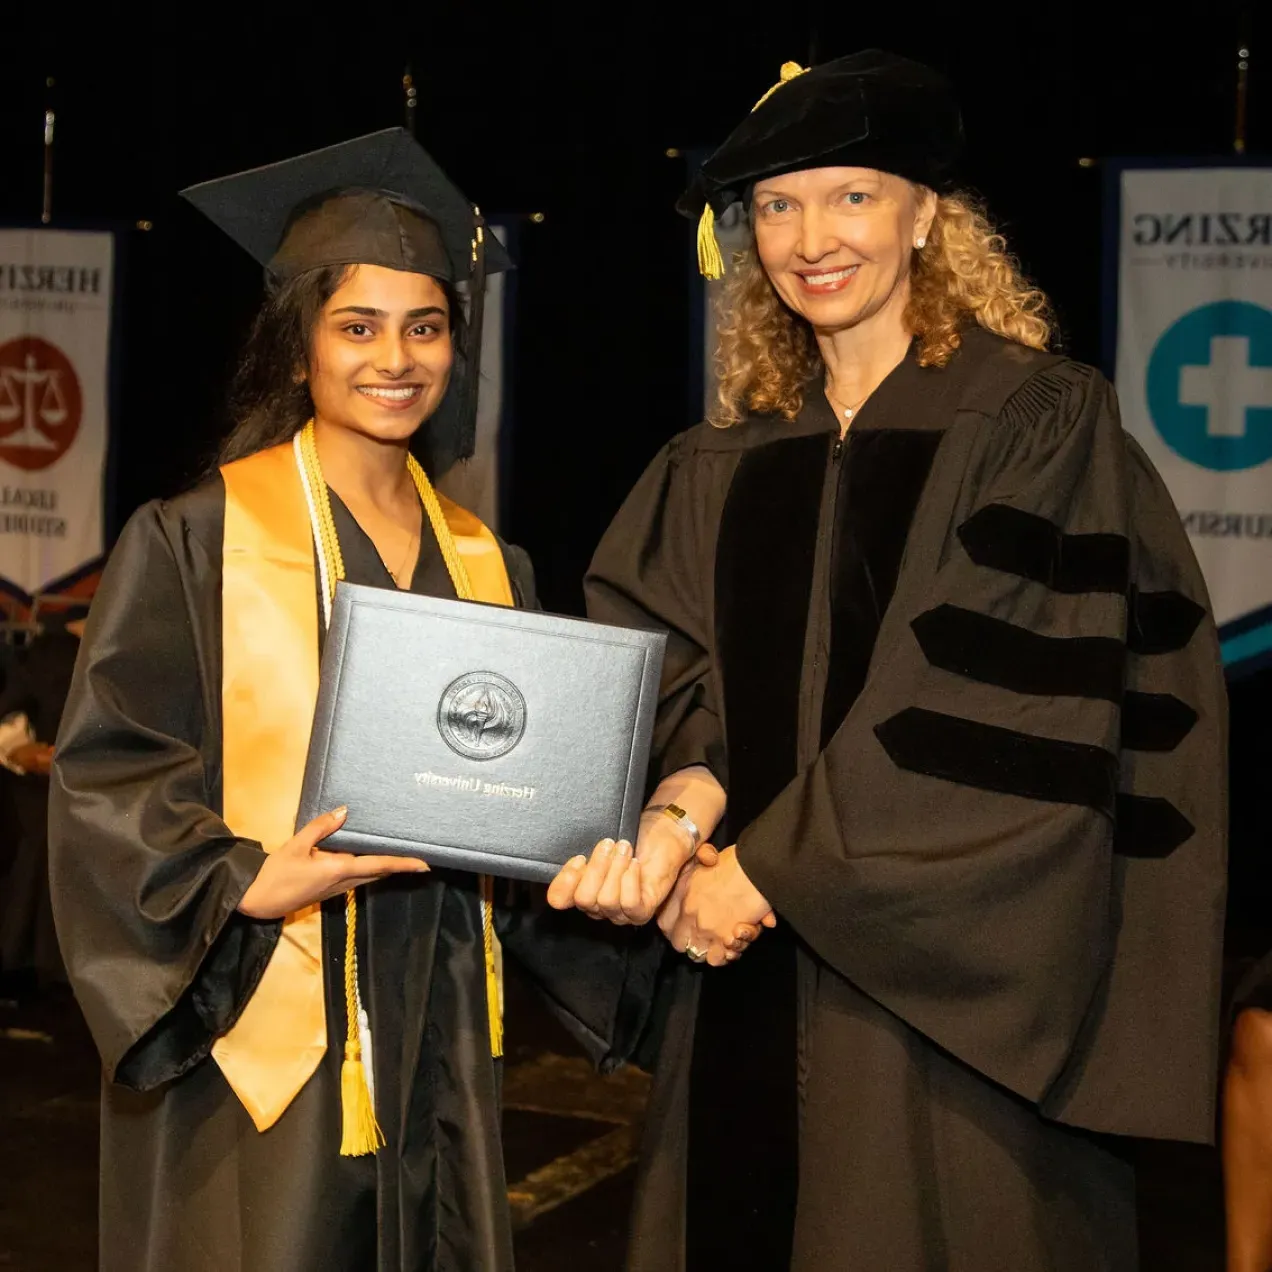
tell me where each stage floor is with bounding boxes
[0,966,1225,1271]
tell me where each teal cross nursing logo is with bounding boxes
[1146,300,1272,471]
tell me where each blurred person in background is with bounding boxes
[0,605,86,995]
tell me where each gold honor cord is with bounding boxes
[295,421,504,1157]
[696,60,809,280]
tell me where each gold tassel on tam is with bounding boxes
[697,204,725,280]
[751,60,808,111]
[695,61,809,280]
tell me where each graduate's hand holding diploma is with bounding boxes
[547,813,694,926]
[238,805,430,920]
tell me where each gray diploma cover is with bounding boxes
[299,583,667,881]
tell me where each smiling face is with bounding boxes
[306,263,454,444]
[752,167,936,337]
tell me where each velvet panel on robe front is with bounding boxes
[687,405,946,1269]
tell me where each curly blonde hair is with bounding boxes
[710,191,1054,426]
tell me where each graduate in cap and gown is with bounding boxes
[49,130,656,1272]
[548,50,1228,1271]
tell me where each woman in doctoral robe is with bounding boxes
[550,50,1227,1272]
[49,130,654,1272]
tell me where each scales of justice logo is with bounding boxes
[437,671,527,761]
[0,336,83,471]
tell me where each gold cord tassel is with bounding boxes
[482,875,504,1057]
[298,419,506,1144]
[339,889,384,1156]
[697,204,725,281]
[340,1044,383,1156]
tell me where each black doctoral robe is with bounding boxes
[49,476,657,1272]
[586,328,1227,1272]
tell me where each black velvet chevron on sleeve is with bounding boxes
[957,505,1130,594]
[911,605,1125,701]
[874,708,1119,818]
[885,504,1206,859]
[1113,794,1196,859]
[1128,587,1206,655]
[1121,692,1199,753]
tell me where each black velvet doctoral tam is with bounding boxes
[679,49,964,222]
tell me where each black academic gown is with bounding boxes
[49,476,657,1272]
[586,328,1227,1272]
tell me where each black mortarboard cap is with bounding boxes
[180,128,514,472]
[681,50,963,278]
[180,127,513,283]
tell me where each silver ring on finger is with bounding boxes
[685,944,709,963]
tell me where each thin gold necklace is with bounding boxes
[387,524,419,588]
[825,381,871,423]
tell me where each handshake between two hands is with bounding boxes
[545,811,777,967]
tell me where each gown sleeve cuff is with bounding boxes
[495,899,665,1074]
[112,839,282,1091]
[597,926,665,1074]
[657,707,727,788]
[732,799,798,922]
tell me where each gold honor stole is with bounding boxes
[211,439,513,1134]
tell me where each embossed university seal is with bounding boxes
[437,671,527,760]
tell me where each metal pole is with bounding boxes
[403,66,418,136]
[1234,12,1251,154]
[41,78,55,224]
[807,0,820,65]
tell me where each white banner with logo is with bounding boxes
[1115,167,1272,672]
[0,228,113,601]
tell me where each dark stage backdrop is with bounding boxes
[3,4,1270,932]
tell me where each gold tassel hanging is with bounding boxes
[482,874,504,1057]
[340,1045,384,1155]
[298,422,382,1156]
[339,890,385,1156]
[697,204,725,281]
[695,60,811,280]
[298,420,506,1149]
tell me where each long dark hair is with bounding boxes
[215,265,467,468]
